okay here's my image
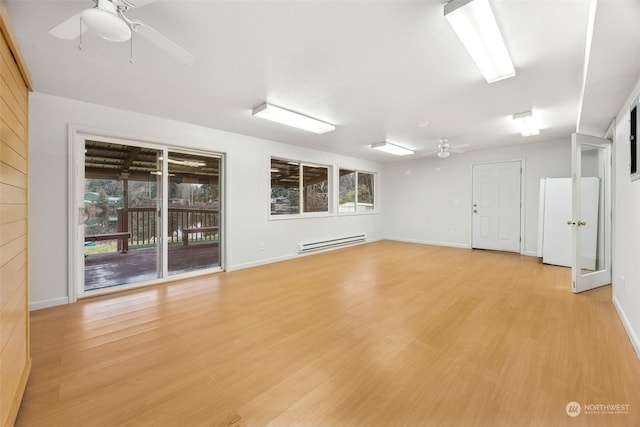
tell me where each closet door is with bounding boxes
[0,10,31,427]
[541,178,572,267]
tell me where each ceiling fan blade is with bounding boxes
[421,150,438,157]
[449,149,466,154]
[48,12,87,40]
[133,22,195,65]
[119,0,159,8]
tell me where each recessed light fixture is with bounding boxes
[418,120,430,128]
[252,103,335,134]
[513,111,540,136]
[444,0,515,83]
[371,141,414,156]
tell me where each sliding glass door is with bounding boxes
[84,140,163,290]
[75,134,223,297]
[166,151,221,276]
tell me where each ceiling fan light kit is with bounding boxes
[371,141,414,156]
[49,0,195,64]
[81,0,131,42]
[513,111,540,136]
[444,0,515,83]
[252,103,336,134]
[422,139,468,158]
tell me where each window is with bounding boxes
[271,158,330,215]
[339,169,375,213]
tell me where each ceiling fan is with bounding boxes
[422,139,468,158]
[48,0,195,65]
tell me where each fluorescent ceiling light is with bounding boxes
[513,111,540,136]
[371,141,414,156]
[576,0,598,131]
[444,0,515,83]
[252,103,335,134]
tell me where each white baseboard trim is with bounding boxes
[384,236,471,250]
[229,253,299,271]
[386,237,538,256]
[229,238,381,272]
[30,297,69,311]
[613,295,640,360]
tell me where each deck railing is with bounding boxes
[115,207,219,250]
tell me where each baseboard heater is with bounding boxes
[298,234,367,254]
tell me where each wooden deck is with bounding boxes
[84,242,220,290]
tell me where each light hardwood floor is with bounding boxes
[15,241,640,426]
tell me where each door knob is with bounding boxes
[577,220,587,226]
[567,220,575,225]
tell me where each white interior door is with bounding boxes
[571,133,611,293]
[472,161,522,253]
[540,177,599,268]
[541,178,572,266]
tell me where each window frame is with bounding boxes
[337,167,377,215]
[270,157,333,219]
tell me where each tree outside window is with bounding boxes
[339,169,375,213]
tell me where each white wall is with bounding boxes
[382,140,572,255]
[612,79,640,358]
[29,92,384,309]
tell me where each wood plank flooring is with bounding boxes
[15,241,640,426]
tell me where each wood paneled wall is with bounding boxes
[0,2,31,426]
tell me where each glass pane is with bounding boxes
[357,172,374,212]
[578,144,604,275]
[84,140,162,291]
[167,152,221,276]
[303,165,328,213]
[339,169,356,213]
[271,159,300,214]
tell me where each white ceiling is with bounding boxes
[6,0,640,162]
